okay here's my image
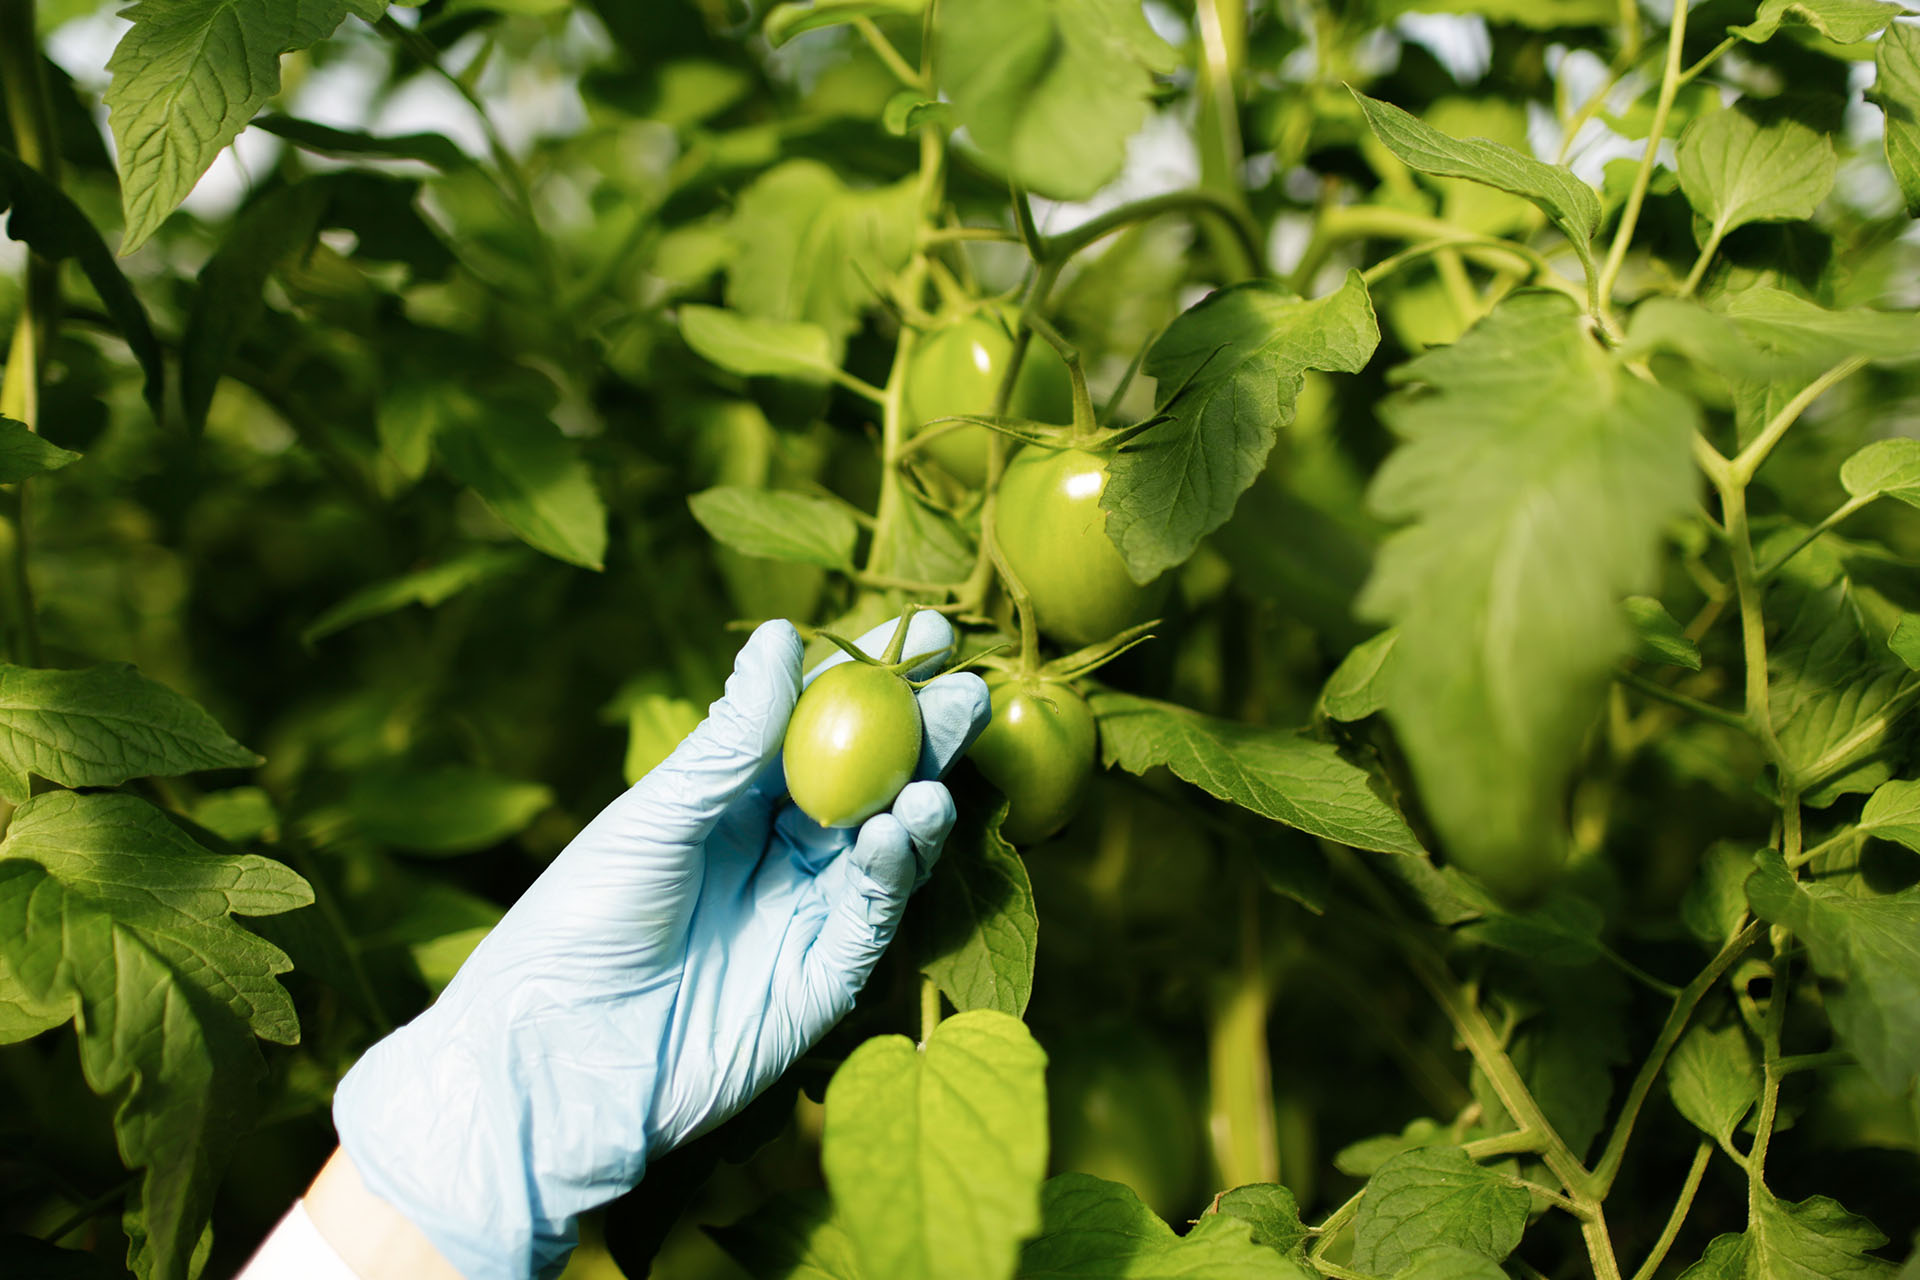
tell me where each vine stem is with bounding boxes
[1041,188,1264,273]
[1756,492,1875,582]
[918,974,942,1045]
[1677,224,1726,298]
[1628,1141,1712,1280]
[1730,358,1868,485]
[1614,668,1748,732]
[1595,0,1690,332]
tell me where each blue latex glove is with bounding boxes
[332,613,989,1280]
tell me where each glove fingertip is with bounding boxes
[914,671,991,778]
[892,780,956,845]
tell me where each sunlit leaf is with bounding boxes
[917,802,1037,1018]
[1351,1146,1529,1276]
[689,486,862,570]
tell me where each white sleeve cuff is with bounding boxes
[235,1201,367,1280]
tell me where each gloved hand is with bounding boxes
[332,613,989,1280]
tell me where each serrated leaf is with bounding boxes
[689,487,861,571]
[934,0,1177,202]
[1090,689,1424,855]
[681,306,839,382]
[436,413,608,570]
[1021,1174,1314,1279]
[0,663,259,802]
[1112,273,1379,582]
[1768,577,1916,805]
[345,765,554,855]
[1676,106,1836,247]
[823,1010,1048,1280]
[1842,440,1920,507]
[917,801,1037,1017]
[1391,1246,1511,1280]
[0,792,311,1280]
[766,0,925,45]
[1861,778,1920,852]
[1322,629,1399,721]
[1351,1146,1529,1276]
[1199,1184,1312,1263]
[726,161,918,351]
[1731,0,1904,44]
[1747,850,1920,1099]
[1678,1187,1897,1280]
[302,547,526,644]
[105,0,382,251]
[708,1189,865,1280]
[1666,1022,1762,1144]
[1351,91,1600,279]
[252,114,471,170]
[1628,596,1703,670]
[0,416,80,482]
[1874,23,1920,216]
[0,149,165,410]
[1356,292,1698,903]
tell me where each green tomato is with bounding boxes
[969,673,1097,845]
[904,309,1073,487]
[996,447,1168,649]
[783,661,922,828]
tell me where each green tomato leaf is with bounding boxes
[1893,614,1920,672]
[917,801,1038,1018]
[0,148,165,411]
[1390,1246,1512,1280]
[1871,23,1920,216]
[1089,689,1424,855]
[1730,0,1904,44]
[1350,91,1601,280]
[1676,105,1837,247]
[104,0,384,252]
[1768,577,1916,806]
[0,663,260,803]
[1627,596,1703,670]
[766,0,926,46]
[1717,288,1920,369]
[1198,1184,1312,1264]
[689,486,862,571]
[1666,1021,1762,1146]
[1370,0,1616,27]
[1356,292,1698,902]
[1619,297,1778,381]
[345,765,554,855]
[680,306,840,383]
[823,1010,1048,1280]
[725,160,918,352]
[1841,439,1920,507]
[0,792,311,1280]
[708,1189,866,1280]
[1351,1146,1529,1276]
[1861,778,1920,852]
[436,413,608,570]
[933,0,1177,202]
[1115,273,1380,582]
[251,114,472,171]
[301,547,527,645]
[0,416,80,483]
[1022,1174,1314,1279]
[882,92,950,136]
[1321,629,1399,722]
[1677,1186,1897,1280]
[1747,849,1920,1101]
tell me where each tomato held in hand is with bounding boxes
[996,447,1167,648]
[969,673,1098,845]
[783,662,922,828]
[904,309,1073,487]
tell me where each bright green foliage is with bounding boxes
[1874,24,1920,215]
[690,486,863,570]
[1678,1188,1899,1279]
[1627,596,1703,670]
[1320,627,1398,721]
[822,1011,1048,1280]
[1842,440,1920,507]
[1358,292,1697,901]
[680,306,840,383]
[0,417,79,482]
[1115,273,1380,582]
[1666,1022,1763,1145]
[302,548,527,644]
[934,0,1176,201]
[1730,0,1905,44]
[915,801,1037,1017]
[1350,1146,1529,1276]
[1021,1174,1314,1278]
[0,792,310,1280]
[104,0,385,251]
[435,412,608,570]
[1677,106,1837,248]
[345,764,553,854]
[0,664,259,803]
[765,0,926,47]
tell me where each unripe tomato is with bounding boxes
[996,447,1167,649]
[783,662,922,828]
[969,673,1097,845]
[904,310,1073,487]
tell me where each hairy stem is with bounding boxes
[1596,0,1689,331]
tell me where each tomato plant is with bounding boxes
[785,658,923,828]
[3,0,1920,1278]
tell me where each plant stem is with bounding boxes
[919,974,942,1044]
[1747,941,1791,1189]
[1596,0,1690,332]
[1592,921,1766,1193]
[1756,493,1876,581]
[1041,188,1264,273]
[1208,880,1279,1186]
[1614,668,1749,733]
[1677,36,1740,88]
[854,16,923,89]
[1628,1141,1712,1280]
[1678,223,1725,297]
[1309,1188,1364,1257]
[1731,358,1868,484]
[1713,475,1782,759]
[44,1173,139,1245]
